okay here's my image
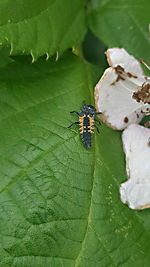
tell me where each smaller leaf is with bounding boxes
[88,0,150,61]
[0,0,87,60]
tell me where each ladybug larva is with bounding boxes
[68,101,102,149]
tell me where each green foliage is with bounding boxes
[0,0,150,266]
[88,0,150,62]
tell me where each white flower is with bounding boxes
[95,48,150,209]
[95,48,150,130]
[120,124,150,210]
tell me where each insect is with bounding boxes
[68,101,102,149]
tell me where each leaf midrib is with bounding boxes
[74,150,95,267]
[73,63,116,267]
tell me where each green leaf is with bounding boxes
[1,52,150,267]
[0,0,87,60]
[88,0,150,62]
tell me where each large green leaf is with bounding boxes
[0,0,86,60]
[0,52,150,267]
[88,0,150,62]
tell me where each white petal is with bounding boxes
[95,67,147,129]
[120,124,150,209]
[106,48,143,76]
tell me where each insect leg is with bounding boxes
[67,122,79,128]
[82,101,87,108]
[95,112,102,115]
[70,111,80,116]
[94,119,101,126]
[94,124,100,134]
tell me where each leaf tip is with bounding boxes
[55,51,59,61]
[30,50,35,64]
[46,53,49,61]
[10,43,14,55]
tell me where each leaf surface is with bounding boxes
[0,52,150,267]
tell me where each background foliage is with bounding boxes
[0,0,150,266]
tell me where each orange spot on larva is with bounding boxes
[88,115,94,133]
[79,115,85,134]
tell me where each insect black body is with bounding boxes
[68,102,102,149]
